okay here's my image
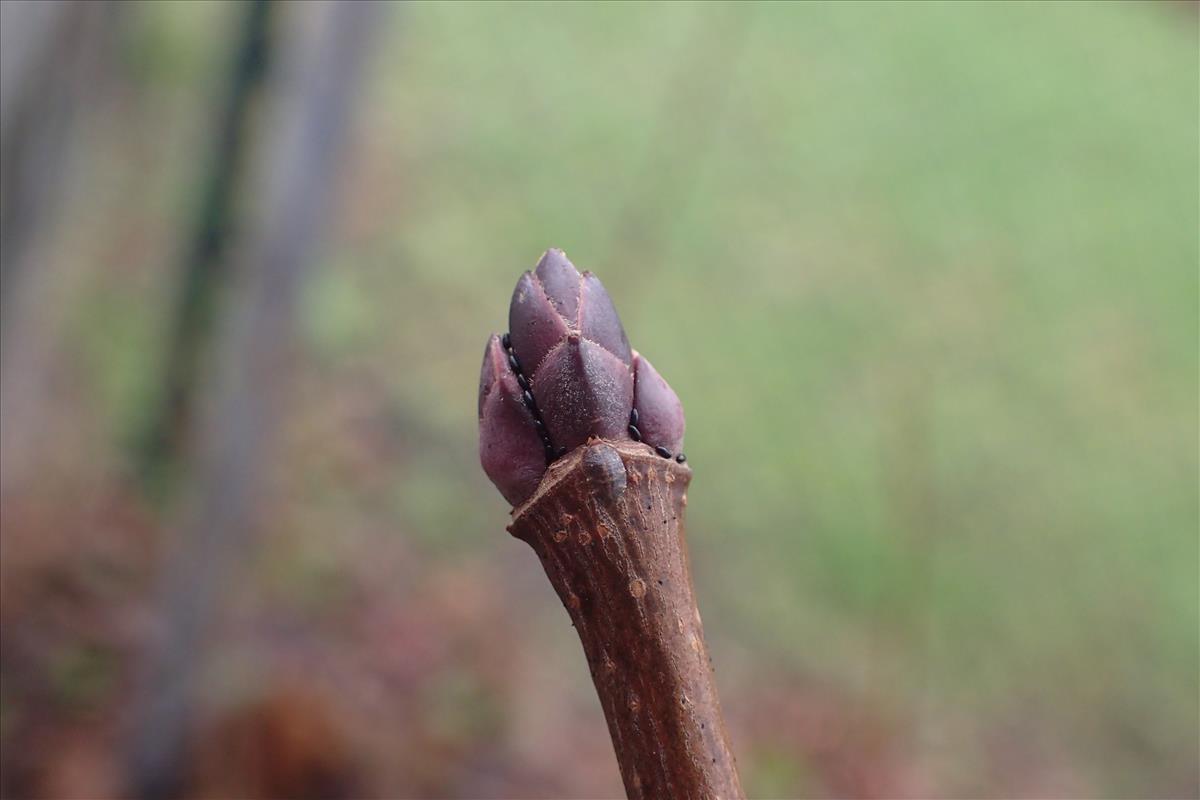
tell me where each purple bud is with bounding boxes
[632,350,685,454]
[478,334,548,506]
[532,333,634,452]
[480,249,687,507]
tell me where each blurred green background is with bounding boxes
[1,2,1196,798]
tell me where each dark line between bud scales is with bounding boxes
[500,331,562,464]
[501,330,684,466]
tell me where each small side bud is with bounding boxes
[632,350,685,454]
[582,442,627,503]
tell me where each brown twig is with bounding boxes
[509,439,744,800]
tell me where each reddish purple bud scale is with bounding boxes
[478,335,547,506]
[509,271,568,375]
[631,351,685,454]
[579,272,633,366]
[532,334,634,453]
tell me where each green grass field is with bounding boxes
[361,4,1198,794]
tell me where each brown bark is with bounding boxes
[509,439,744,800]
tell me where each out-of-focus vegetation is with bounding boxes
[1,2,1196,798]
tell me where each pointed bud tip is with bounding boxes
[534,248,582,322]
[579,272,632,365]
[478,333,506,418]
[537,247,572,269]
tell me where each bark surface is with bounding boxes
[509,439,744,800]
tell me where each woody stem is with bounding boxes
[508,440,743,800]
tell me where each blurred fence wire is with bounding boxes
[118,3,380,797]
[0,0,112,502]
[133,0,275,500]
